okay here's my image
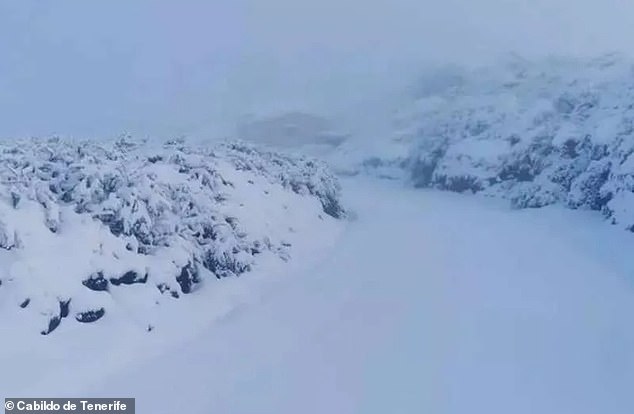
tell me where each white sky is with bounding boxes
[1,0,634,139]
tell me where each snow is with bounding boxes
[3,177,634,413]
[344,55,634,232]
[0,138,344,335]
[2,52,634,413]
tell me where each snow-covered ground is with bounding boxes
[348,55,634,233]
[2,55,634,413]
[4,177,633,413]
[4,2,634,412]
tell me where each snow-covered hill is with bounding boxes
[352,54,634,231]
[0,137,344,335]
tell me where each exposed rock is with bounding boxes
[157,283,179,298]
[175,263,200,294]
[109,271,148,286]
[82,273,109,292]
[40,299,71,335]
[41,316,61,336]
[75,308,105,323]
[59,299,71,318]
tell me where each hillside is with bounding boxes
[351,55,634,232]
[0,137,344,335]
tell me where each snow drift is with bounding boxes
[0,137,344,335]
[356,54,634,231]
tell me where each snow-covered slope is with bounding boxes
[0,138,344,336]
[353,54,634,231]
[9,178,633,413]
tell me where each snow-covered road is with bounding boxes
[0,179,634,414]
[12,178,634,413]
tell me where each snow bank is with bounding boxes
[0,137,344,335]
[358,54,634,230]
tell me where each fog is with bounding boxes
[1,0,634,140]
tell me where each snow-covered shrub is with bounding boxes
[362,54,634,231]
[0,138,344,334]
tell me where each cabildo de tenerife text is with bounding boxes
[5,398,134,414]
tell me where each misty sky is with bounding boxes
[1,0,634,140]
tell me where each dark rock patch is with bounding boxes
[41,316,61,336]
[75,308,105,323]
[157,283,179,298]
[40,298,72,335]
[10,192,20,208]
[109,271,148,286]
[59,299,71,318]
[83,273,109,292]
[175,263,200,294]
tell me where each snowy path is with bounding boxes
[76,179,634,412]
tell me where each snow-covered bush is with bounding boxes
[363,54,634,231]
[0,137,344,334]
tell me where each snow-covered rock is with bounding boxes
[360,54,634,231]
[0,137,344,334]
